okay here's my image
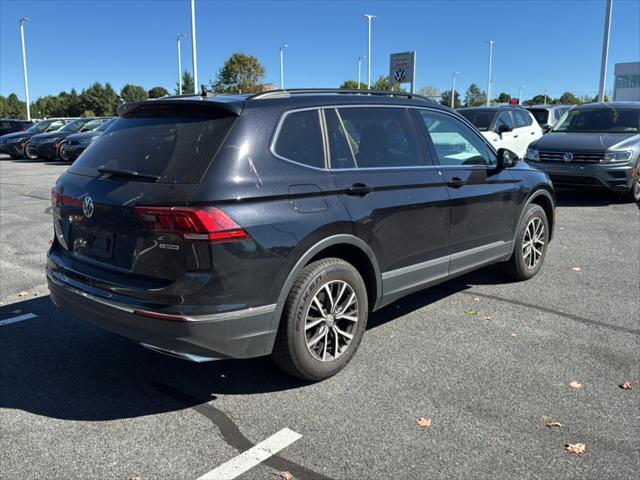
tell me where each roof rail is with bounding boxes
[248,88,434,102]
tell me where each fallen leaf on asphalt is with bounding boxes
[417,417,432,427]
[620,380,632,390]
[483,315,493,321]
[128,476,143,480]
[547,421,563,428]
[571,267,582,272]
[464,309,479,315]
[511,332,518,337]
[18,291,28,298]
[569,381,583,389]
[565,443,586,455]
[473,297,480,302]
[273,471,294,480]
[48,239,53,245]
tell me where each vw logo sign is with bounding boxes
[563,152,574,163]
[82,196,94,218]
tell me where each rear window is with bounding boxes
[458,110,495,131]
[69,112,236,184]
[528,109,550,126]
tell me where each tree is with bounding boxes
[417,86,440,101]
[556,92,581,105]
[340,80,362,90]
[212,53,266,94]
[440,89,462,108]
[148,86,170,98]
[176,71,195,94]
[591,93,609,103]
[120,84,148,102]
[523,94,549,106]
[4,93,26,118]
[80,82,119,116]
[371,75,406,92]
[464,84,486,107]
[497,92,511,103]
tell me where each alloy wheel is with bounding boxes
[304,280,358,362]
[522,217,545,269]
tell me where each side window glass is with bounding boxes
[496,112,513,130]
[273,110,324,168]
[325,109,356,169]
[336,107,424,168]
[420,110,493,166]
[514,110,531,127]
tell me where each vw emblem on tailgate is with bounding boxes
[82,196,94,218]
[563,152,574,162]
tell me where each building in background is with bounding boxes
[613,62,640,101]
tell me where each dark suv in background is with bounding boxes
[0,119,34,136]
[59,118,115,162]
[525,102,640,201]
[48,89,555,381]
[0,118,69,159]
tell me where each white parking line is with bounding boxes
[196,428,302,480]
[0,313,38,327]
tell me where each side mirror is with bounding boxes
[497,148,519,168]
[497,124,512,135]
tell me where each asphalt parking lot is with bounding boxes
[1,154,638,480]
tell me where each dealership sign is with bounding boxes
[389,51,416,92]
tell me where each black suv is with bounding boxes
[47,89,555,381]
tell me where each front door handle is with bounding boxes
[446,177,465,188]
[345,183,373,196]
[513,134,519,138]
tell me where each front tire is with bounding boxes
[503,204,549,280]
[273,258,368,381]
[24,143,38,160]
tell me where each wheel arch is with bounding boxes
[264,235,382,354]
[524,187,555,240]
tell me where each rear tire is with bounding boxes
[503,204,549,281]
[24,143,37,160]
[273,258,368,381]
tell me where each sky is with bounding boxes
[1,0,639,103]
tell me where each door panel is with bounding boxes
[417,108,520,260]
[324,107,451,285]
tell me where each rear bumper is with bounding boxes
[526,160,635,192]
[47,271,277,361]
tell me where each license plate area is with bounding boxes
[73,227,114,260]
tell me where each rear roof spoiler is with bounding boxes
[117,99,244,118]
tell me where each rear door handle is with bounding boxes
[513,134,519,138]
[345,183,373,196]
[531,131,536,135]
[446,177,465,188]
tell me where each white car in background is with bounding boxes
[457,106,543,158]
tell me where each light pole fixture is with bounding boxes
[486,40,494,106]
[362,14,376,89]
[177,34,186,95]
[358,55,366,90]
[280,44,288,89]
[518,85,525,105]
[451,72,459,108]
[20,17,31,120]
[598,0,613,102]
[190,0,198,94]
[544,88,549,105]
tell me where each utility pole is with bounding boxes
[190,0,198,93]
[518,85,524,105]
[177,34,185,95]
[543,89,549,105]
[20,18,31,120]
[358,55,366,89]
[598,0,613,102]
[451,72,459,108]
[280,44,288,89]
[363,14,376,89]
[486,40,494,106]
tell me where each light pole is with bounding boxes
[279,44,288,89]
[357,55,366,89]
[19,17,31,120]
[518,85,524,105]
[363,14,376,89]
[451,72,459,108]
[177,34,186,95]
[598,0,613,102]
[190,0,198,93]
[543,89,549,105]
[486,40,494,106]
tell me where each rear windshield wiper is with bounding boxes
[97,166,160,182]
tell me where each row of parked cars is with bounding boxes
[0,116,114,161]
[456,102,640,201]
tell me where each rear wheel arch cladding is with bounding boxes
[263,235,382,355]
[527,189,555,239]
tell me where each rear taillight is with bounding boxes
[133,206,250,243]
[51,189,83,208]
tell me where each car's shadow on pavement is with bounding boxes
[0,279,476,422]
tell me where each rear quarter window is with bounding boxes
[68,112,236,184]
[273,110,325,168]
